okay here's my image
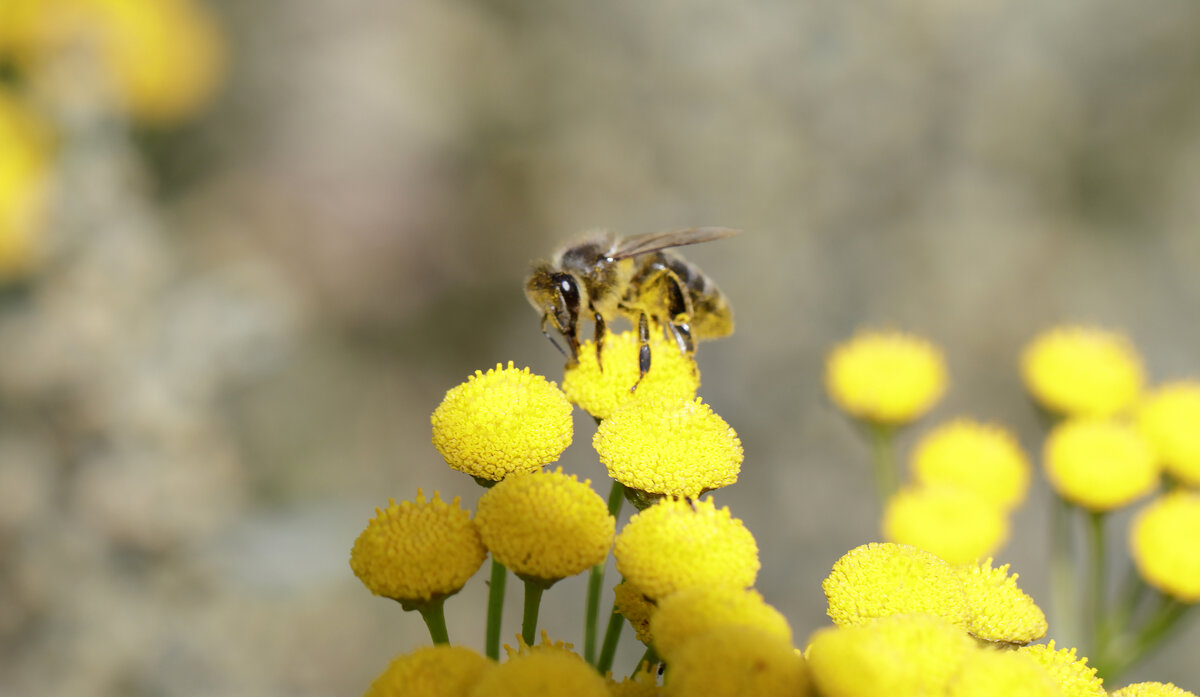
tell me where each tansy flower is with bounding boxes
[1020,326,1144,418]
[432,362,573,482]
[474,468,614,585]
[350,491,486,607]
[0,89,53,280]
[613,580,656,645]
[1111,683,1198,697]
[1044,418,1159,512]
[1137,381,1200,487]
[593,395,742,498]
[662,625,810,697]
[614,497,759,600]
[649,585,793,661]
[910,419,1031,511]
[822,542,969,629]
[882,484,1009,566]
[607,666,662,697]
[467,649,608,697]
[562,330,699,420]
[806,614,974,697]
[947,646,1061,697]
[365,645,494,697]
[825,330,948,426]
[1130,491,1200,602]
[956,558,1048,644]
[1018,641,1105,697]
[502,631,578,659]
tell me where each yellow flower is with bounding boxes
[474,468,614,585]
[822,543,969,629]
[432,362,573,482]
[1137,381,1200,487]
[947,647,1062,697]
[1130,491,1200,603]
[806,614,973,697]
[882,484,1010,566]
[1018,641,1105,697]
[1020,326,1144,418]
[614,497,759,600]
[649,585,793,662]
[350,491,486,607]
[957,559,1048,645]
[607,665,662,697]
[502,631,578,659]
[662,625,810,697]
[562,329,699,420]
[1044,418,1159,512]
[467,649,608,697]
[910,419,1031,511]
[365,645,493,697]
[825,330,948,426]
[613,580,656,645]
[593,395,742,497]
[0,88,53,280]
[1111,683,1198,697]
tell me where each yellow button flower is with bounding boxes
[614,496,759,600]
[947,646,1061,697]
[365,645,494,697]
[1021,326,1144,418]
[956,558,1047,644]
[350,491,487,607]
[432,362,573,482]
[822,542,969,629]
[1137,381,1200,487]
[613,580,656,645]
[593,395,742,498]
[562,329,700,420]
[650,585,793,662]
[910,419,1031,511]
[0,88,53,280]
[663,625,810,697]
[607,667,661,697]
[1130,491,1200,603]
[1112,683,1198,697]
[882,484,1009,566]
[825,330,948,426]
[467,649,608,697]
[1044,418,1159,512]
[474,468,614,585]
[1018,641,1105,697]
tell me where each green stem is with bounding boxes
[585,481,626,663]
[1049,496,1080,651]
[1098,593,1193,680]
[632,644,659,678]
[417,597,450,644]
[1086,510,1106,658]
[522,580,546,647]
[486,559,507,660]
[868,423,898,505]
[596,601,626,676]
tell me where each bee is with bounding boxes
[524,227,738,384]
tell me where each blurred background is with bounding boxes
[2,0,1199,694]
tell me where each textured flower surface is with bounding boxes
[1019,641,1106,697]
[956,558,1047,644]
[649,585,793,661]
[882,484,1009,565]
[825,330,947,425]
[1130,491,1200,602]
[350,491,486,605]
[663,625,809,697]
[822,543,969,629]
[911,419,1031,511]
[614,497,759,600]
[1044,418,1158,511]
[613,580,656,645]
[432,362,573,481]
[1021,326,1144,418]
[562,330,699,420]
[1111,683,1198,697]
[474,468,614,584]
[946,647,1062,697]
[365,645,493,697]
[594,395,742,497]
[467,649,608,697]
[1137,381,1200,487]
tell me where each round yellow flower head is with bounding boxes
[614,496,760,600]
[1137,381,1200,487]
[1044,418,1159,511]
[806,614,974,697]
[502,631,577,659]
[594,395,742,498]
[825,330,948,426]
[882,484,1010,566]
[956,558,1048,644]
[613,580,656,645]
[350,491,486,607]
[1112,683,1198,697]
[1130,491,1200,602]
[475,468,614,585]
[822,543,969,629]
[1018,641,1105,697]
[663,625,810,697]
[947,646,1062,697]
[562,330,700,420]
[607,666,662,697]
[0,88,53,279]
[467,649,608,697]
[365,645,494,697]
[432,362,573,482]
[650,585,793,662]
[911,419,1032,511]
[1021,326,1144,418]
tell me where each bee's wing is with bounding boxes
[608,227,741,260]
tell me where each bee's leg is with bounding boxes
[632,312,651,392]
[593,311,607,372]
[541,314,574,362]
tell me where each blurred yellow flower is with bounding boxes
[1021,326,1144,418]
[649,585,793,662]
[822,542,969,629]
[910,419,1031,512]
[593,395,742,497]
[947,648,1061,697]
[1111,683,1198,697]
[825,330,947,426]
[607,667,662,697]
[613,580,656,645]
[1043,418,1159,512]
[562,329,699,420]
[365,645,493,697]
[467,649,608,697]
[1018,641,1105,697]
[956,558,1047,645]
[882,484,1009,566]
[662,625,810,697]
[1130,491,1200,603]
[432,362,573,482]
[1137,381,1200,487]
[350,491,486,607]
[0,89,53,280]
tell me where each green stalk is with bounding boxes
[868,423,898,505]
[486,559,507,659]
[632,644,659,677]
[1049,496,1080,651]
[417,597,450,644]
[596,601,626,676]
[1098,593,1192,680]
[522,579,546,647]
[585,481,626,663]
[1086,510,1107,659]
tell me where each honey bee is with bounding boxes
[524,227,738,383]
